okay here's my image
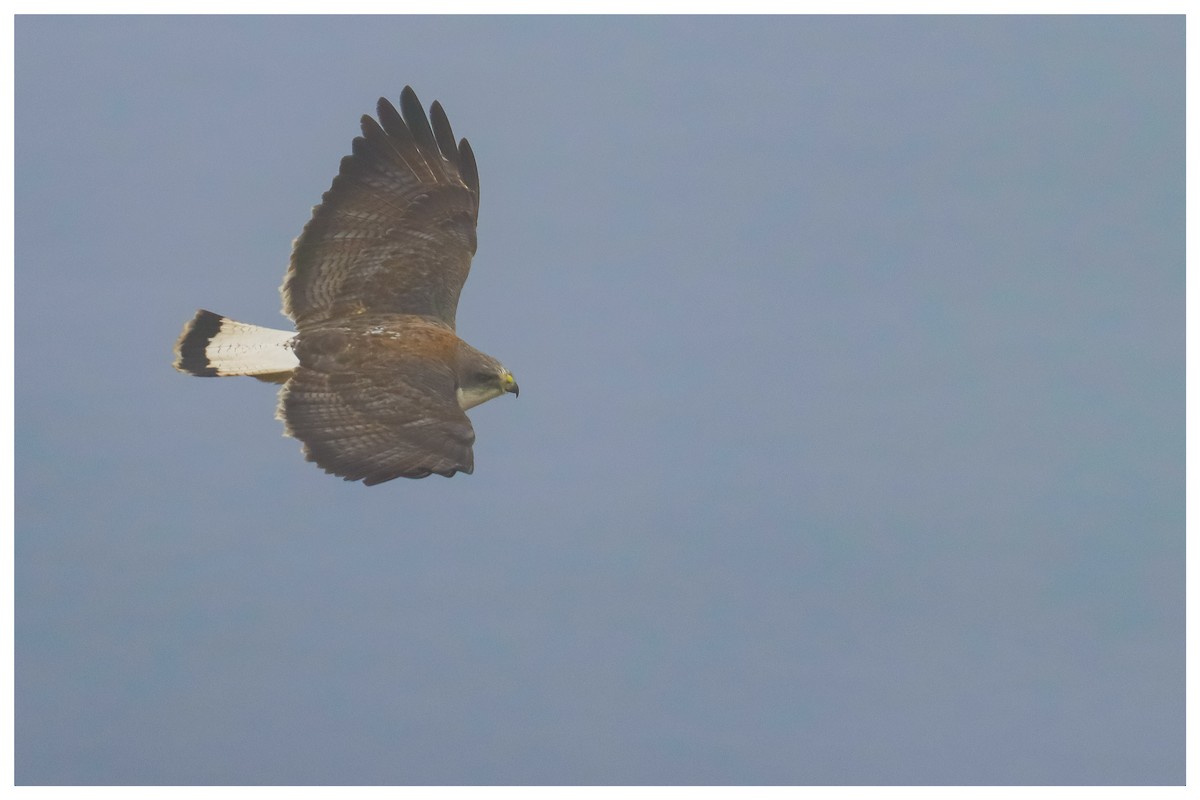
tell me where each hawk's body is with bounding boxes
[174,87,517,485]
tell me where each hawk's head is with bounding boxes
[456,349,518,410]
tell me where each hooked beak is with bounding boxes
[504,373,519,398]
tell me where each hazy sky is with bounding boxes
[15,15,1182,785]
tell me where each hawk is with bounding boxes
[173,87,518,485]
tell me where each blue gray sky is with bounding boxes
[15,15,1183,785]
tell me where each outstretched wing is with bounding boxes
[278,322,475,484]
[282,86,481,329]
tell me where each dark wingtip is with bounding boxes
[399,86,438,153]
[429,100,459,165]
[359,464,469,485]
[458,138,479,201]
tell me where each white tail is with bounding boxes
[173,309,298,381]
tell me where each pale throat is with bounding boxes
[456,384,505,410]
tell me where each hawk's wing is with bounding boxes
[282,86,481,329]
[278,323,475,484]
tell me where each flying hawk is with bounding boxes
[173,87,518,485]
